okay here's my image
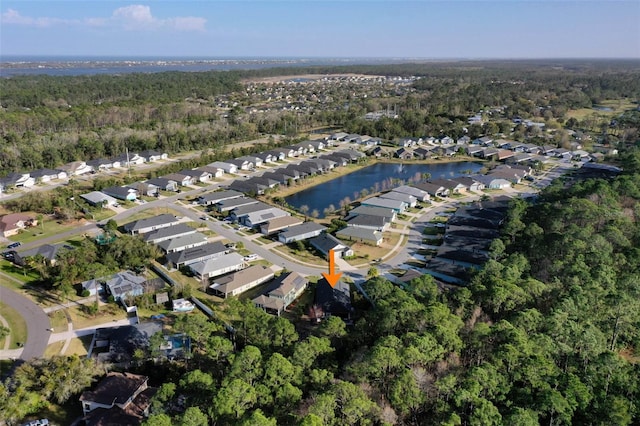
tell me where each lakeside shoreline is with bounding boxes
[263,155,486,200]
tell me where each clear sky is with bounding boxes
[1,1,639,59]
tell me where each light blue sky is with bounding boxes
[1,1,639,58]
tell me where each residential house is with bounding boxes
[369,146,386,158]
[59,161,93,176]
[430,178,467,194]
[80,278,104,298]
[188,252,246,280]
[237,155,263,168]
[102,186,137,201]
[227,158,253,171]
[497,149,515,162]
[142,223,197,245]
[309,233,354,259]
[321,154,348,167]
[253,272,308,316]
[228,179,268,196]
[113,152,145,167]
[128,182,158,197]
[166,241,228,269]
[344,134,362,144]
[396,137,416,148]
[327,132,349,143]
[31,168,67,183]
[197,165,224,178]
[395,148,414,160]
[481,148,500,159]
[470,174,512,189]
[80,191,119,207]
[13,243,62,267]
[105,271,146,301]
[0,172,35,188]
[414,146,434,160]
[86,159,115,172]
[123,214,179,235]
[440,136,454,145]
[348,205,397,223]
[270,147,295,158]
[285,145,306,157]
[197,190,244,206]
[157,233,208,253]
[254,152,274,164]
[466,145,486,157]
[179,169,212,183]
[313,280,352,320]
[457,135,471,145]
[260,215,304,235]
[162,173,193,187]
[336,227,383,246]
[308,140,326,151]
[346,214,390,232]
[209,161,238,174]
[0,213,37,237]
[242,207,290,227]
[332,149,366,162]
[379,191,417,208]
[451,176,485,192]
[80,372,155,424]
[263,150,286,162]
[361,196,407,213]
[139,150,168,162]
[278,222,327,244]
[145,178,178,192]
[414,182,450,197]
[474,136,494,146]
[216,197,259,213]
[209,265,275,298]
[392,185,430,202]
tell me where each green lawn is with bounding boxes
[0,301,28,349]
[7,220,83,244]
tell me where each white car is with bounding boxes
[243,254,258,261]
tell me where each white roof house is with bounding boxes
[391,185,430,202]
[379,191,417,208]
[188,252,246,280]
[209,265,275,298]
[81,191,118,207]
[278,222,327,244]
[361,196,408,213]
[336,227,383,246]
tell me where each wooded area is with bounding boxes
[1,61,639,173]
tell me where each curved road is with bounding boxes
[0,285,51,361]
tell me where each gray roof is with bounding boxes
[243,207,289,225]
[188,252,245,277]
[157,233,208,252]
[217,197,259,211]
[197,190,244,204]
[142,223,197,243]
[81,191,118,206]
[348,205,396,219]
[361,196,406,210]
[347,214,387,228]
[336,227,382,242]
[309,233,348,254]
[279,222,326,240]
[210,265,275,295]
[166,241,227,266]
[391,185,429,200]
[231,201,273,217]
[379,191,416,204]
[123,214,179,233]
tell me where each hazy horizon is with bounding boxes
[2,1,638,59]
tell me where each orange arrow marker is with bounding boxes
[322,249,342,288]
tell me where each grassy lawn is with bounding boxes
[0,301,28,349]
[64,334,93,356]
[566,99,635,120]
[92,209,116,221]
[0,260,40,288]
[256,236,275,245]
[272,245,327,267]
[7,219,86,244]
[67,303,125,330]
[48,309,69,330]
[44,341,65,357]
[343,233,403,266]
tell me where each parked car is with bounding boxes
[243,254,259,261]
[7,242,21,249]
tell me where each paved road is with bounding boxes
[0,285,51,361]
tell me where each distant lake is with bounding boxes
[286,161,483,217]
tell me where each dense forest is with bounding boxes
[2,148,639,425]
[1,60,639,173]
